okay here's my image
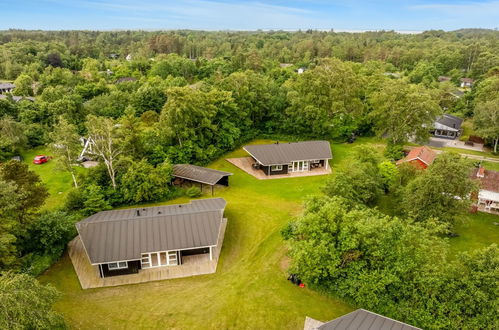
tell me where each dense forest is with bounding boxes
[0,29,498,329]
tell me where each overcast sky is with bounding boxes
[1,0,498,31]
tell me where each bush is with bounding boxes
[185,186,202,198]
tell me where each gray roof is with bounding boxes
[0,82,15,89]
[173,164,232,185]
[77,198,226,264]
[435,114,463,131]
[0,94,35,102]
[318,309,420,330]
[243,141,332,165]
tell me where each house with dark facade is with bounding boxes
[71,198,227,288]
[243,141,332,177]
[304,309,420,330]
[430,114,463,139]
[0,82,15,94]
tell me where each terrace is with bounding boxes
[69,219,227,289]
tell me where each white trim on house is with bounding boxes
[108,261,128,270]
[403,157,431,166]
[243,146,332,166]
[271,165,283,171]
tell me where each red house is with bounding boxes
[396,146,437,169]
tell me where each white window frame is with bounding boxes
[271,165,283,171]
[108,261,128,270]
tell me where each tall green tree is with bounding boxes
[370,79,441,145]
[0,272,66,329]
[474,99,499,153]
[120,160,172,203]
[12,74,34,96]
[49,117,81,187]
[400,152,477,225]
[285,58,365,139]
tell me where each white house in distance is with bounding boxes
[460,77,474,88]
[471,167,499,214]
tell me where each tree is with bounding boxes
[0,179,20,269]
[0,271,66,329]
[283,196,497,329]
[378,161,399,192]
[26,211,77,256]
[285,58,365,139]
[12,74,34,96]
[120,160,172,203]
[323,146,384,205]
[49,117,81,187]
[0,116,27,156]
[86,115,122,189]
[474,100,499,153]
[400,152,477,225]
[284,196,447,327]
[0,160,48,224]
[370,79,441,145]
[82,184,112,216]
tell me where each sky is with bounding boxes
[0,0,498,32]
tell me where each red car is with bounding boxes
[33,155,49,164]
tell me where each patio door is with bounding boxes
[291,161,309,172]
[141,251,178,268]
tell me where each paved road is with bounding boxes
[406,146,499,163]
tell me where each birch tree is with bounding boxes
[49,117,81,187]
[85,115,122,189]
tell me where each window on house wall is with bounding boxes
[108,261,128,270]
[271,165,283,171]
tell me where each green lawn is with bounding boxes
[37,138,499,329]
[21,147,83,209]
[450,212,499,255]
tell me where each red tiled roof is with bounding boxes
[397,146,437,166]
[471,168,499,193]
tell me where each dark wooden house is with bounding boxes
[243,141,332,176]
[75,198,226,278]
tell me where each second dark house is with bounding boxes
[243,140,332,176]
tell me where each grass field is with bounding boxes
[21,147,84,209]
[38,138,499,329]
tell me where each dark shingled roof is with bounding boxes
[243,141,332,165]
[435,114,463,130]
[173,164,232,185]
[77,198,226,264]
[318,309,420,330]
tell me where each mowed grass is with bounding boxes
[450,212,499,255]
[39,140,358,329]
[21,147,83,209]
[38,138,499,329]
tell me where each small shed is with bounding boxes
[173,164,233,195]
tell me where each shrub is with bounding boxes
[185,186,202,198]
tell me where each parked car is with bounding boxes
[33,155,49,164]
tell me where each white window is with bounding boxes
[108,261,128,270]
[271,165,283,171]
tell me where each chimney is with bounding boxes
[477,166,485,178]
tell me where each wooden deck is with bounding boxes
[226,157,331,180]
[69,218,227,289]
